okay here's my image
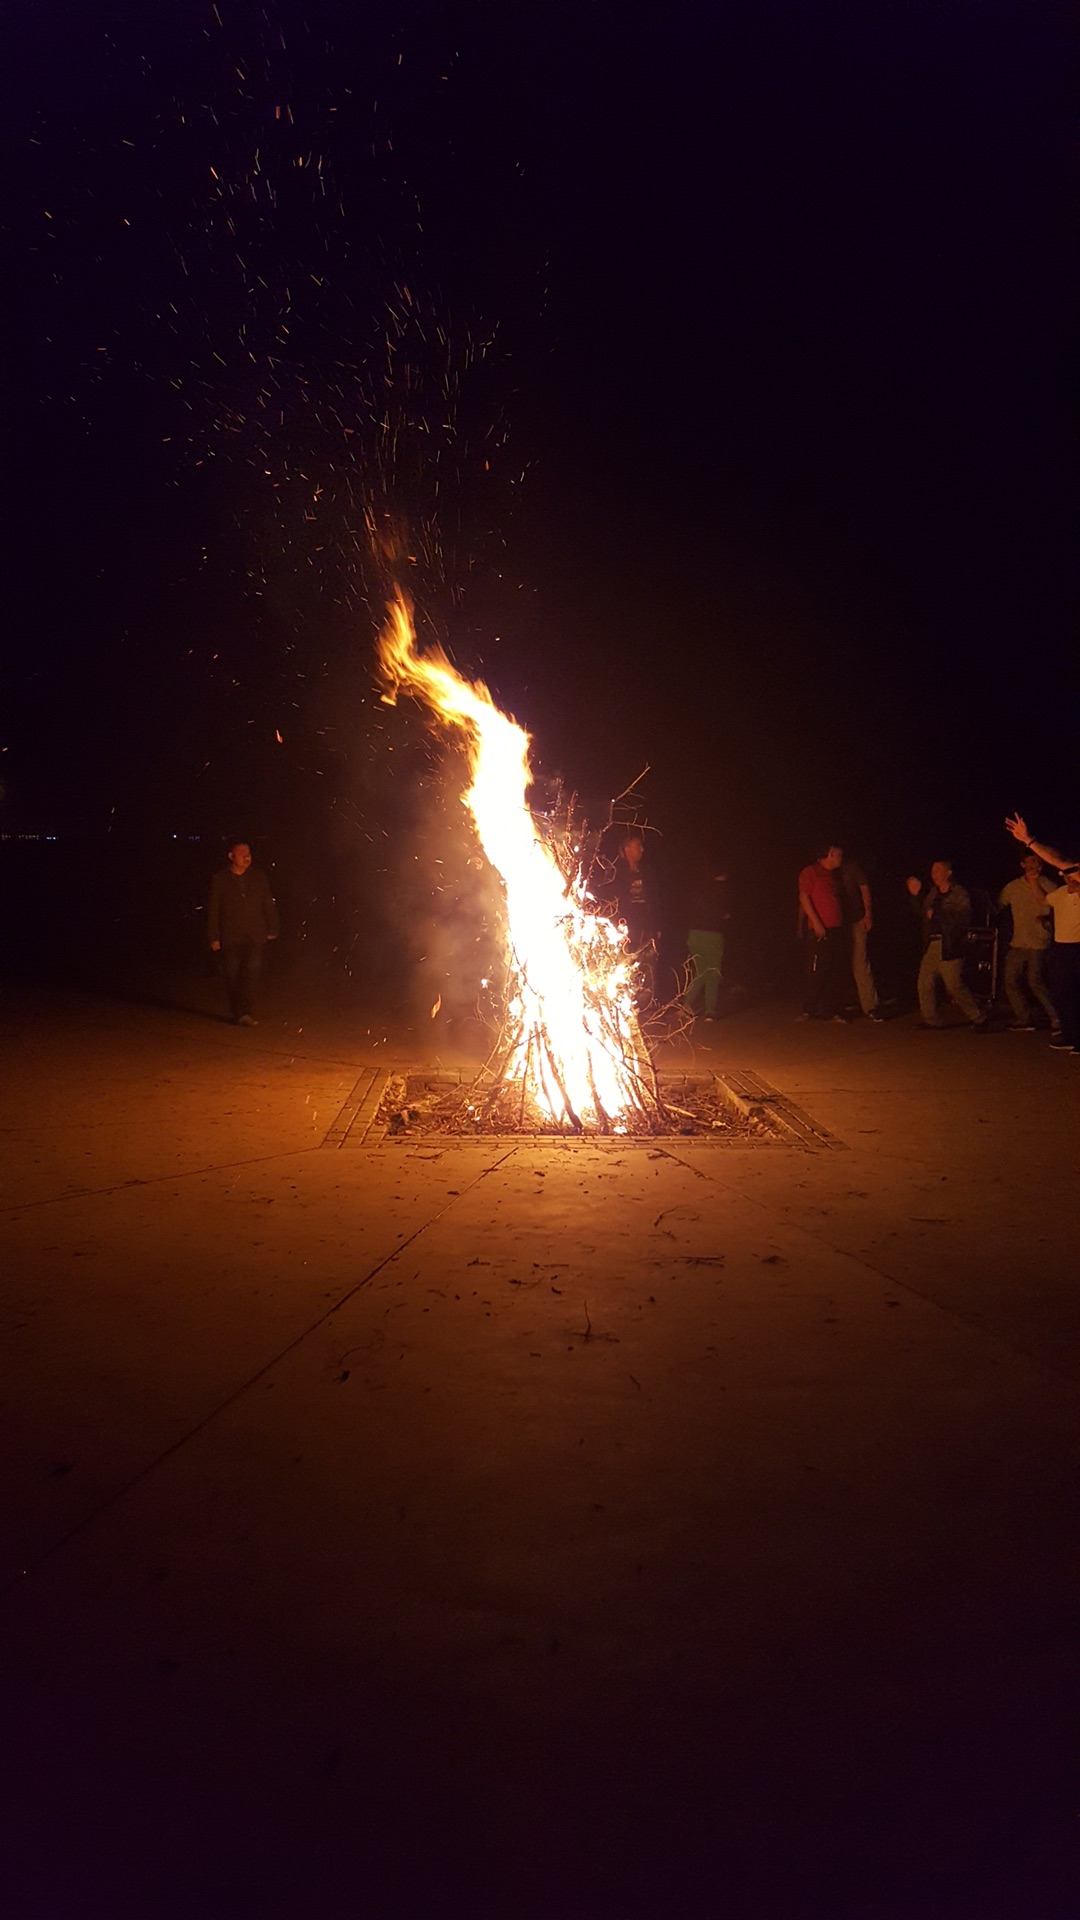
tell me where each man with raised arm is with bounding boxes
[1005,814,1079,875]
[1043,869,1080,1054]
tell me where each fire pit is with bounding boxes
[363,593,842,1156]
[322,1065,841,1151]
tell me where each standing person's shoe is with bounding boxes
[1007,1022,1036,1031]
[868,1008,886,1022]
[238,1013,257,1027]
[1049,1037,1072,1051]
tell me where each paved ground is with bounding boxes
[1,979,1077,1918]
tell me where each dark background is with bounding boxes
[4,0,1073,1007]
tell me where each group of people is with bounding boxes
[204,814,1080,1054]
[796,814,1080,1051]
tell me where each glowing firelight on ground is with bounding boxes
[377,590,664,1132]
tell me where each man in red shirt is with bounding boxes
[798,842,849,1020]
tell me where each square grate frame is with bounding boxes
[322,1067,844,1152]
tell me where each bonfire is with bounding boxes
[377,590,667,1133]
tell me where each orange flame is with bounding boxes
[377,590,656,1130]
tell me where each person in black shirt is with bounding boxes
[207,841,279,1025]
[606,829,660,1002]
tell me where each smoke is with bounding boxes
[367,728,506,1032]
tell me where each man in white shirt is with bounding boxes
[1004,814,1080,1052]
[998,853,1057,1031]
[1045,874,1080,1054]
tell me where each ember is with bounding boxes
[377,590,668,1133]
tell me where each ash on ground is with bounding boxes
[376,1073,759,1140]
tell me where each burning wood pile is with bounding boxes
[377,591,671,1135]
[375,1068,754,1143]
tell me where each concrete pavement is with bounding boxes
[1,982,1076,1918]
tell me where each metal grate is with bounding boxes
[714,1068,847,1151]
[322,1067,843,1151]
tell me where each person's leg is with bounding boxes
[683,931,707,1011]
[632,941,656,1012]
[685,930,723,1016]
[803,937,823,1016]
[1003,946,1028,1022]
[799,933,834,1021]
[1047,946,1068,1040]
[1068,949,1080,1047]
[222,943,244,1022]
[238,939,263,1020]
[821,927,850,1018]
[1025,949,1058,1026]
[917,945,941,1023]
[705,931,724,1015]
[850,920,879,1015]
[1053,946,1080,1047]
[940,956,985,1024]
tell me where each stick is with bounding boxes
[610,765,651,806]
[538,1032,582,1133]
[518,1031,532,1129]
[585,1055,612,1134]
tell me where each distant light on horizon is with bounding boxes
[1,832,202,843]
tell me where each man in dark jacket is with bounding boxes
[207,841,279,1025]
[605,829,660,1002]
[905,860,985,1028]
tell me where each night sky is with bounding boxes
[6,1,1073,933]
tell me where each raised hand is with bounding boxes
[1005,813,1029,844]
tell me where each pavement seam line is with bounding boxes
[0,1145,329,1215]
[0,1146,519,1599]
[657,1148,1080,1390]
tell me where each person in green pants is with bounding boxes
[683,866,730,1022]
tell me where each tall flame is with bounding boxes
[377,590,660,1131]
